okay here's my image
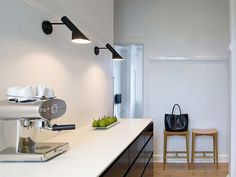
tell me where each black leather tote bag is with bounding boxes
[165,104,188,132]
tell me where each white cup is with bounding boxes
[36,85,45,98]
[18,86,34,97]
[44,88,54,98]
[17,86,34,101]
[7,86,21,100]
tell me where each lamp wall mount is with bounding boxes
[42,21,64,35]
[94,46,107,55]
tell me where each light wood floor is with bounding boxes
[153,163,228,177]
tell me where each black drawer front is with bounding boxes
[143,122,153,145]
[144,136,153,164]
[142,156,153,177]
[129,134,144,164]
[127,136,153,177]
[100,148,130,177]
[127,137,153,177]
[100,122,154,177]
[127,150,146,177]
[130,122,153,164]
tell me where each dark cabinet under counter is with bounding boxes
[100,122,153,177]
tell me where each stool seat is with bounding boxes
[192,129,218,135]
[164,130,189,135]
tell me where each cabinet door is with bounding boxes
[100,148,130,177]
[144,136,153,164]
[100,122,154,177]
[129,134,144,164]
[142,157,153,177]
[126,149,146,177]
[129,122,153,166]
[127,136,153,177]
[144,123,153,145]
[143,136,153,177]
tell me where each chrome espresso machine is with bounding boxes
[0,95,75,162]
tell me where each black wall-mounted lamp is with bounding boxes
[94,43,123,60]
[42,16,91,44]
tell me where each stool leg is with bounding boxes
[215,133,219,168]
[191,133,195,164]
[163,132,167,170]
[186,132,190,165]
[213,135,216,164]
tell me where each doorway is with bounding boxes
[113,44,144,118]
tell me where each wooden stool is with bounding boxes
[163,130,190,169]
[191,129,218,166]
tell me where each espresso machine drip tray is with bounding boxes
[0,142,69,162]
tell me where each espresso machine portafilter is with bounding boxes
[0,98,75,162]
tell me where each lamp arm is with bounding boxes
[61,16,79,32]
[50,23,64,25]
[98,47,107,50]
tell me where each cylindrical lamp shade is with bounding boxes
[61,16,91,44]
[106,43,123,60]
[72,32,91,44]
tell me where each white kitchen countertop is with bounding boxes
[0,118,152,177]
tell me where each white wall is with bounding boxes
[148,60,229,162]
[230,0,236,176]
[114,0,230,162]
[115,0,229,58]
[0,0,114,148]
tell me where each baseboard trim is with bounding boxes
[153,154,229,163]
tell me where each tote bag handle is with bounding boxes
[171,104,182,115]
